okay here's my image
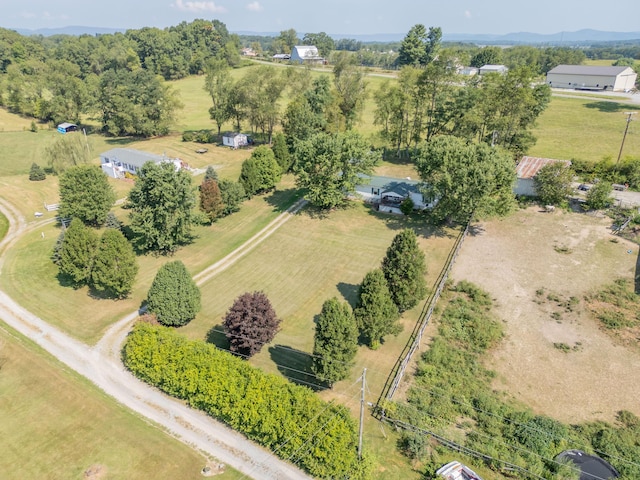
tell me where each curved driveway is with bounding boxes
[0,197,311,480]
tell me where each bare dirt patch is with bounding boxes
[84,464,107,479]
[452,207,640,424]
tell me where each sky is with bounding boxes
[2,0,640,36]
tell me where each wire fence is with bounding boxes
[374,218,471,416]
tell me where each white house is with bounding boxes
[479,64,508,75]
[457,66,479,76]
[355,175,435,214]
[100,148,181,179]
[222,132,248,149]
[546,65,637,92]
[290,45,324,65]
[515,156,572,197]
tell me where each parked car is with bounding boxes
[436,461,483,480]
[578,183,591,191]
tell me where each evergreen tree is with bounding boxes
[204,165,218,182]
[28,162,46,181]
[128,162,196,254]
[223,291,281,357]
[104,211,122,230]
[354,269,400,349]
[272,132,292,173]
[59,165,116,226]
[91,228,138,298]
[218,179,246,215]
[381,229,428,313]
[200,178,224,221]
[51,230,65,265]
[147,260,201,327]
[58,218,98,285]
[311,297,358,385]
[238,145,281,197]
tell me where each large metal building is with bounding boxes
[546,65,637,92]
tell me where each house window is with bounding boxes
[372,188,379,195]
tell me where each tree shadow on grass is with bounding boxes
[635,248,640,294]
[104,136,148,146]
[263,187,304,213]
[365,205,453,239]
[268,344,328,391]
[584,101,640,113]
[205,324,231,350]
[337,282,360,308]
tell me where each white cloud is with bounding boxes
[246,1,263,12]
[464,10,472,19]
[20,11,37,19]
[173,0,227,13]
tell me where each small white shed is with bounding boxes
[222,132,248,149]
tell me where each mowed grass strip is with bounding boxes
[0,324,243,480]
[0,182,300,344]
[0,211,8,241]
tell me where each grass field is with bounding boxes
[0,324,243,480]
[529,96,640,162]
[0,211,8,241]
[0,180,300,344]
[176,202,458,480]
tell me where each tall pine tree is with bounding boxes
[91,228,138,298]
[381,229,427,312]
[312,298,358,385]
[354,269,400,349]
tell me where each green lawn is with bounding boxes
[0,211,8,241]
[177,202,458,480]
[0,324,243,480]
[529,96,640,162]
[0,179,300,344]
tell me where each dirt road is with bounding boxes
[0,197,311,480]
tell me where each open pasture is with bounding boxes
[527,96,640,163]
[0,324,242,480]
[452,206,640,423]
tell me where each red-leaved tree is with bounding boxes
[223,291,281,357]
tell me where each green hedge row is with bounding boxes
[123,323,368,479]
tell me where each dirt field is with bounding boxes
[451,206,640,424]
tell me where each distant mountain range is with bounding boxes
[10,26,640,45]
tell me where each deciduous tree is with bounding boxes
[381,229,427,313]
[146,260,201,326]
[354,269,400,349]
[204,58,233,135]
[223,291,281,357]
[128,162,196,254]
[293,131,380,209]
[332,52,367,130]
[311,298,358,385]
[91,228,138,298]
[271,132,292,173]
[586,181,613,210]
[533,162,575,206]
[59,165,115,226]
[45,132,91,174]
[415,136,516,222]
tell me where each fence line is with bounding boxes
[375,219,471,415]
[381,416,544,479]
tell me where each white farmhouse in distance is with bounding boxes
[290,45,324,64]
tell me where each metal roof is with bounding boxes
[516,156,571,179]
[357,174,421,194]
[100,148,168,168]
[547,65,634,76]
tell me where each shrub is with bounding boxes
[29,163,46,181]
[122,323,368,479]
[147,261,201,326]
[223,291,280,357]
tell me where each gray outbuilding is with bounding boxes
[546,65,637,92]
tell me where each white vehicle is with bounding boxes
[436,461,483,480]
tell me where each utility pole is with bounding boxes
[358,368,366,460]
[616,112,636,168]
